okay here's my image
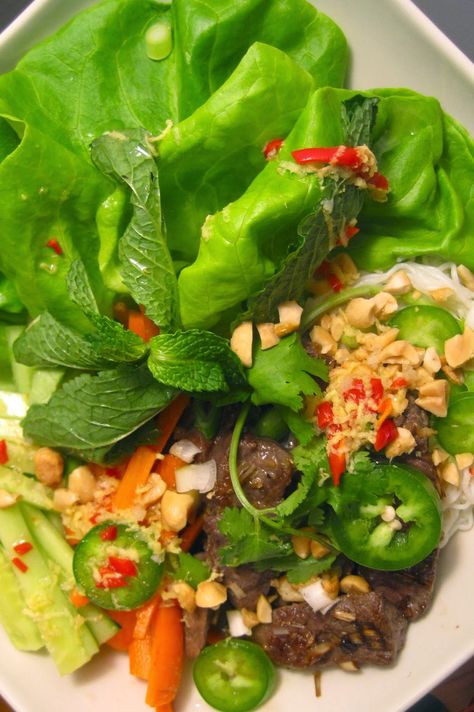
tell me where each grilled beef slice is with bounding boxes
[394,395,438,483]
[184,607,211,659]
[358,550,439,621]
[253,593,408,670]
[203,432,293,609]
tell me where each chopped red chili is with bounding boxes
[292,146,362,170]
[263,138,284,159]
[317,401,334,429]
[108,556,138,577]
[345,225,360,240]
[367,171,389,191]
[329,448,346,487]
[12,557,28,573]
[46,238,63,255]
[390,377,408,389]
[100,525,118,542]
[374,418,398,452]
[0,440,8,465]
[96,565,128,589]
[370,378,384,404]
[343,378,366,404]
[327,273,343,293]
[13,541,33,556]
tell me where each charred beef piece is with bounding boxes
[358,550,439,621]
[183,607,211,659]
[203,432,293,610]
[394,395,438,484]
[253,593,408,670]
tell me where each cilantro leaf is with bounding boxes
[147,329,247,394]
[248,333,327,411]
[278,406,315,446]
[167,552,210,589]
[286,554,336,584]
[91,129,179,331]
[218,508,292,567]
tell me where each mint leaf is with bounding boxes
[248,334,328,411]
[167,552,210,589]
[22,364,176,462]
[91,129,179,330]
[342,94,379,146]
[218,508,292,567]
[67,259,100,315]
[148,329,247,394]
[13,311,145,370]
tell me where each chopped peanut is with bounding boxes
[457,264,474,292]
[230,321,253,368]
[241,608,259,629]
[160,490,198,532]
[455,453,474,470]
[379,340,422,366]
[321,571,340,599]
[439,460,460,487]
[432,447,450,466]
[430,287,454,303]
[291,533,311,559]
[34,447,64,487]
[256,323,280,350]
[444,327,474,369]
[53,488,78,512]
[340,575,370,595]
[68,466,96,504]
[423,347,442,375]
[384,270,412,295]
[195,581,227,609]
[344,297,377,329]
[385,427,416,458]
[256,595,272,624]
[277,301,303,328]
[169,581,196,613]
[310,325,337,355]
[273,576,304,602]
[332,253,359,282]
[415,379,449,417]
[373,292,398,319]
[310,540,331,559]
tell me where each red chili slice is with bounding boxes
[374,419,398,452]
[370,378,384,404]
[263,138,284,159]
[329,448,346,487]
[292,146,361,170]
[317,401,334,429]
[96,565,128,589]
[343,378,366,404]
[345,225,360,240]
[108,556,138,577]
[100,525,118,542]
[327,273,343,293]
[12,557,28,573]
[46,238,63,255]
[390,377,408,389]
[367,171,389,191]
[13,541,33,556]
[0,440,8,465]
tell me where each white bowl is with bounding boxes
[0,2,473,711]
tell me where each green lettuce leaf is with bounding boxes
[22,364,176,462]
[348,90,474,270]
[91,129,179,330]
[248,334,328,411]
[178,87,371,329]
[147,330,247,394]
[159,42,314,263]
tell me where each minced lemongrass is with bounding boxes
[145,22,172,61]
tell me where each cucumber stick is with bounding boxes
[0,546,43,651]
[0,466,53,510]
[0,504,99,674]
[21,503,118,645]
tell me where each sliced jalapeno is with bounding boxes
[435,392,474,454]
[193,639,276,712]
[389,305,461,353]
[72,522,163,610]
[329,463,441,570]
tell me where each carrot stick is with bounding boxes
[128,310,160,342]
[180,514,204,553]
[129,632,153,680]
[156,705,174,712]
[156,454,185,491]
[153,394,190,454]
[134,595,160,640]
[106,610,138,652]
[145,602,184,708]
[113,445,156,510]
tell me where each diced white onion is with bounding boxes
[226,609,251,637]
[175,460,217,494]
[300,579,335,613]
[169,439,202,463]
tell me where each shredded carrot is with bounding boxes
[146,602,184,708]
[376,398,393,429]
[156,705,174,712]
[113,446,157,510]
[156,453,185,491]
[180,514,204,553]
[153,394,190,454]
[128,310,160,342]
[69,589,90,608]
[106,610,138,652]
[129,632,153,680]
[134,595,160,640]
